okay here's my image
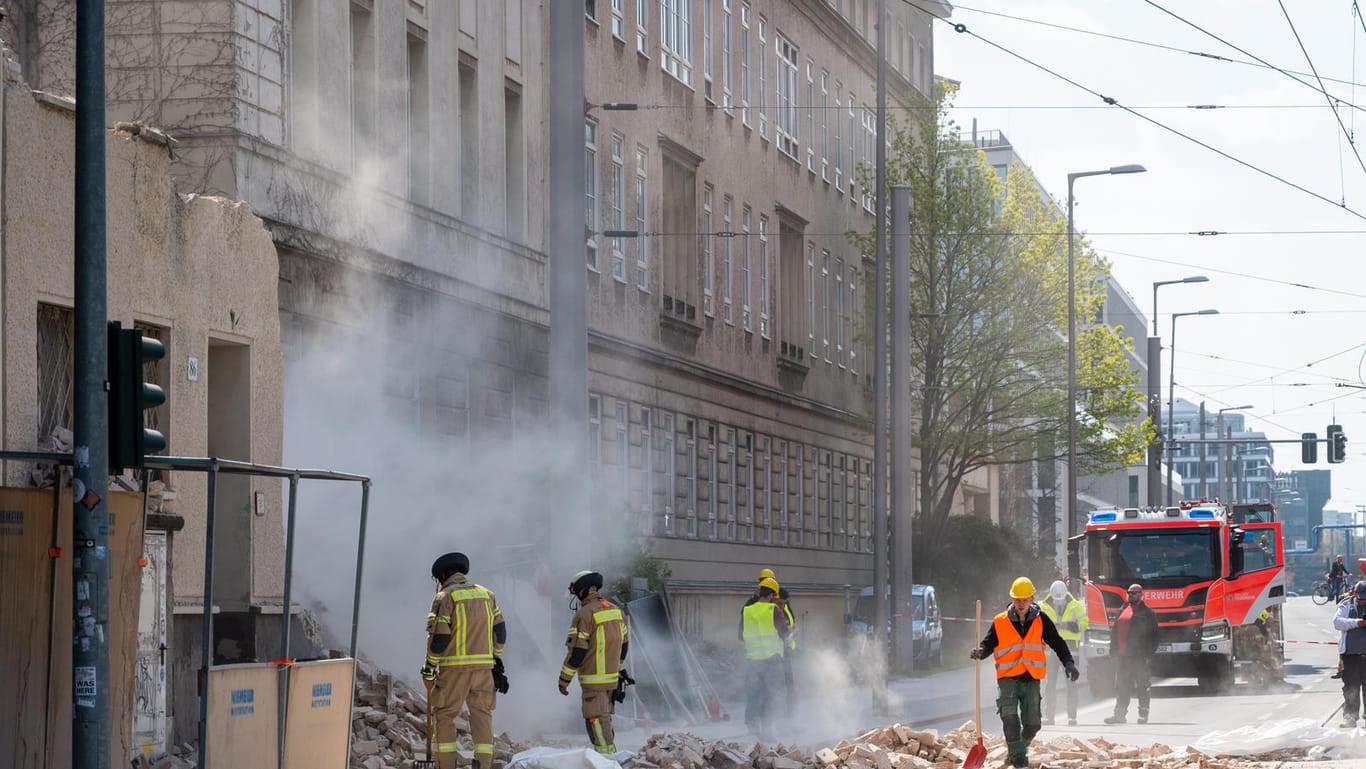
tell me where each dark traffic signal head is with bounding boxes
[1302,432,1318,464]
[1327,424,1347,464]
[107,321,166,471]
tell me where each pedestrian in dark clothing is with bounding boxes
[1105,583,1159,725]
[1333,580,1366,728]
[970,577,1078,769]
[1330,555,1352,600]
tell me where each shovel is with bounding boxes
[415,677,436,769]
[964,600,987,769]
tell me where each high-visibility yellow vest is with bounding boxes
[1039,596,1088,642]
[992,611,1047,679]
[742,602,783,660]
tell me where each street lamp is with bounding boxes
[1147,275,1210,504]
[1166,308,1219,504]
[1066,164,1146,543]
[1218,405,1253,504]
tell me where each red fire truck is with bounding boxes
[1072,499,1285,694]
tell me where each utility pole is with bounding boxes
[871,0,890,714]
[73,0,110,766]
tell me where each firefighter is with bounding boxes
[742,576,790,740]
[1039,579,1087,726]
[969,577,1078,769]
[1333,580,1366,728]
[1105,583,1158,725]
[422,552,506,769]
[558,570,628,755]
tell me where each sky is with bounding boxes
[935,0,1366,513]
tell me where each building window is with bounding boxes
[660,0,691,84]
[634,147,649,289]
[806,241,816,357]
[663,413,676,535]
[708,430,718,539]
[820,71,829,181]
[636,0,649,54]
[36,304,73,449]
[616,401,629,499]
[702,0,713,100]
[739,3,750,126]
[702,185,714,316]
[587,0,598,21]
[727,429,738,541]
[505,0,522,62]
[833,82,843,190]
[848,263,859,374]
[745,434,756,543]
[821,249,831,361]
[586,120,599,270]
[775,35,798,159]
[459,62,478,218]
[641,409,653,532]
[588,395,602,466]
[721,0,732,110]
[349,3,376,170]
[722,195,733,323]
[611,0,625,39]
[862,107,875,212]
[758,215,769,338]
[407,33,430,205]
[848,93,857,198]
[757,15,768,138]
[686,420,698,536]
[835,256,845,365]
[806,60,815,172]
[762,437,773,543]
[505,85,526,239]
[610,135,626,281]
[741,205,752,331]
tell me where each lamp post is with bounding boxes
[1217,405,1253,504]
[1148,276,1209,504]
[1165,308,1219,504]
[1066,164,1145,543]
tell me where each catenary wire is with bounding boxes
[1276,0,1366,179]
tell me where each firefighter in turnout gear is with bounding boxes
[970,577,1078,769]
[742,577,791,740]
[423,552,506,769]
[1039,580,1087,726]
[559,570,629,755]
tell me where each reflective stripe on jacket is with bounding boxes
[1039,596,1088,642]
[743,602,784,660]
[992,610,1047,679]
[782,603,797,651]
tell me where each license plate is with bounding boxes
[1156,644,1173,653]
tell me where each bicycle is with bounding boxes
[1311,580,1338,606]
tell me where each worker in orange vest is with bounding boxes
[970,577,1078,769]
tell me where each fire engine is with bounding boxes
[1071,499,1285,694]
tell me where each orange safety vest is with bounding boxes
[992,610,1048,680]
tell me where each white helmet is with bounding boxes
[1048,580,1068,601]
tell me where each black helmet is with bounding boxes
[1354,580,1366,599]
[569,570,604,595]
[431,552,470,581]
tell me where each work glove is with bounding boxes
[492,656,510,695]
[1064,663,1080,682]
[557,677,571,696]
[969,648,985,661]
[420,664,437,681]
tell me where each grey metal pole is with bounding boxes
[1166,314,1178,505]
[872,0,889,713]
[1217,414,1225,503]
[45,471,62,769]
[1065,175,1078,541]
[1147,336,1162,506]
[278,474,299,769]
[197,462,218,769]
[890,186,913,673]
[350,480,371,658]
[549,0,589,587]
[1199,402,1207,498]
[72,0,110,764]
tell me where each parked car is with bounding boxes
[846,584,943,667]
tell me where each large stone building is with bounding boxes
[2,0,952,711]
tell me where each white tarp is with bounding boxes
[1192,718,1366,759]
[507,746,635,769]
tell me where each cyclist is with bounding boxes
[1330,555,1351,600]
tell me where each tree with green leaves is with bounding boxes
[851,83,1152,581]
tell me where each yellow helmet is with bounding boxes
[1010,577,1037,599]
[758,577,780,594]
[758,568,775,581]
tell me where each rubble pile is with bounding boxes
[349,659,529,769]
[623,722,1322,769]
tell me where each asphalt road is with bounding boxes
[608,596,1350,757]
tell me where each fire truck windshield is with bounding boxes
[1089,528,1220,586]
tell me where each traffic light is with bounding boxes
[107,321,166,471]
[1327,423,1347,464]
[1301,432,1318,464]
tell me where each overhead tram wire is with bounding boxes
[1092,245,1366,302]
[1277,0,1366,179]
[908,2,1366,223]
[950,2,1366,94]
